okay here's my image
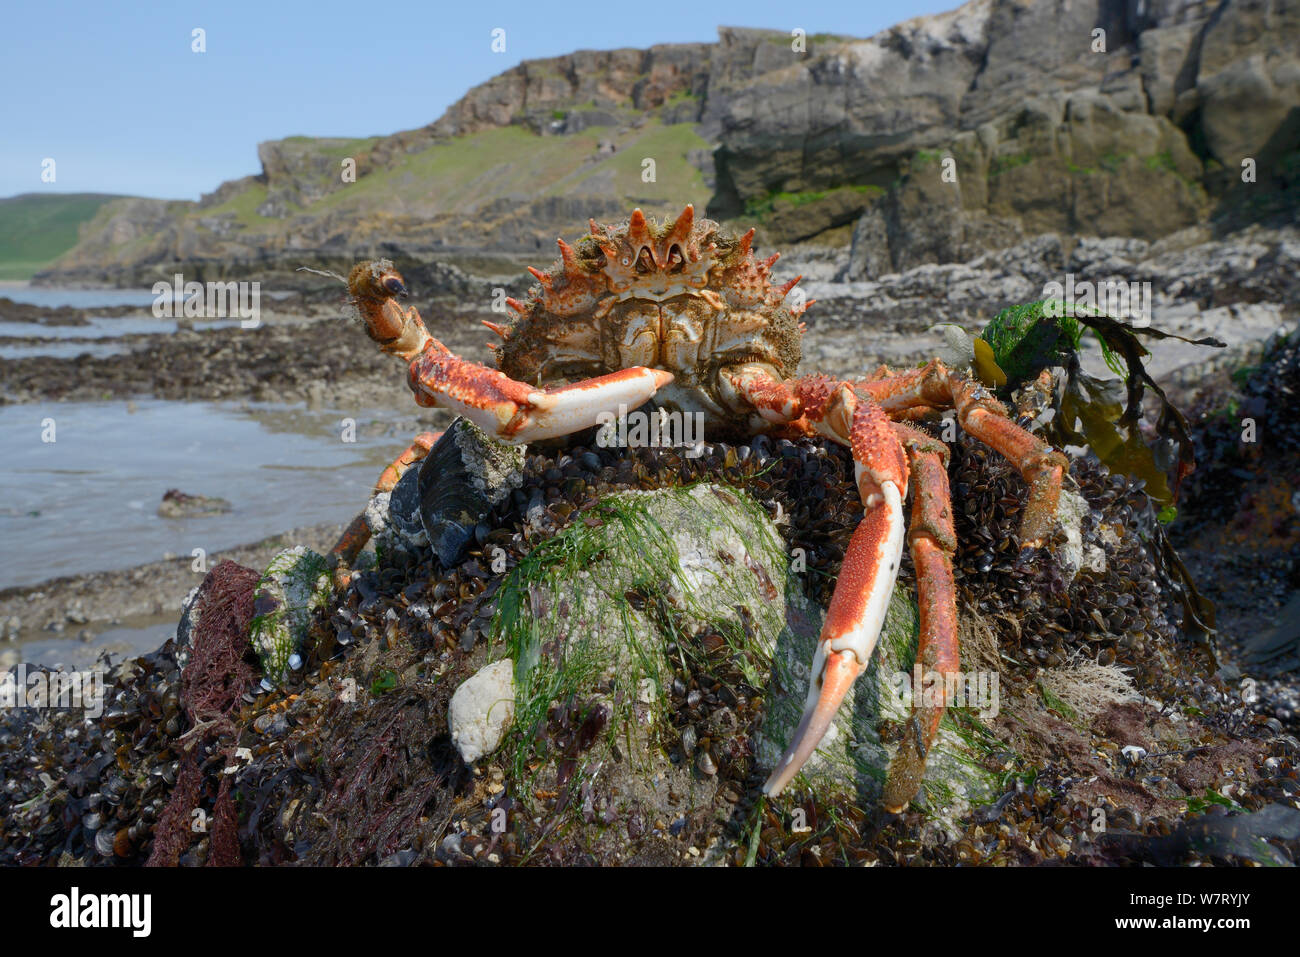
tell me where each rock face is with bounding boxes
[711,0,1300,261]
[36,0,1299,287]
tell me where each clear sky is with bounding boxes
[0,0,956,201]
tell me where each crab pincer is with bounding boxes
[406,348,673,444]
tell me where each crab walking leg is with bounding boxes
[376,431,444,492]
[881,424,961,813]
[327,431,444,587]
[764,378,910,796]
[862,359,1067,547]
[328,515,372,589]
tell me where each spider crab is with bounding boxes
[330,205,1067,812]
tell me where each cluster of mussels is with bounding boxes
[2,410,1297,865]
[0,654,202,864]
[1174,329,1300,706]
[1180,329,1300,537]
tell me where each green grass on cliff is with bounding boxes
[323,120,711,215]
[0,193,126,278]
[168,120,712,236]
[202,182,273,227]
[560,121,710,202]
[44,119,714,268]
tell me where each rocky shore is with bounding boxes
[5,220,1297,411]
[2,297,1298,865]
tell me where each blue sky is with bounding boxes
[0,0,954,201]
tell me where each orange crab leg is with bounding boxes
[350,260,673,444]
[882,423,960,813]
[407,347,672,443]
[721,362,801,423]
[377,431,442,492]
[734,367,1053,806]
[763,376,910,796]
[327,431,443,587]
[863,359,1066,547]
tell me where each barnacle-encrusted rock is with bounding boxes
[7,427,1299,867]
[250,546,330,686]
[364,471,426,560]
[449,659,516,763]
[494,482,999,850]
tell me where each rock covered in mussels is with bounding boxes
[492,482,998,840]
[417,417,526,566]
[3,385,1298,866]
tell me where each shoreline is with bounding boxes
[0,521,347,668]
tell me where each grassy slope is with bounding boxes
[33,121,712,270]
[0,193,127,279]
[196,121,711,237]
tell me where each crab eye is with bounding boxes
[621,258,630,266]
[383,276,407,296]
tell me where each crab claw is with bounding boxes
[407,347,674,444]
[514,366,675,442]
[764,644,863,796]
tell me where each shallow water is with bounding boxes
[14,617,178,670]
[0,282,296,310]
[0,314,245,359]
[0,341,131,360]
[0,398,401,588]
[0,316,243,339]
[0,283,162,310]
